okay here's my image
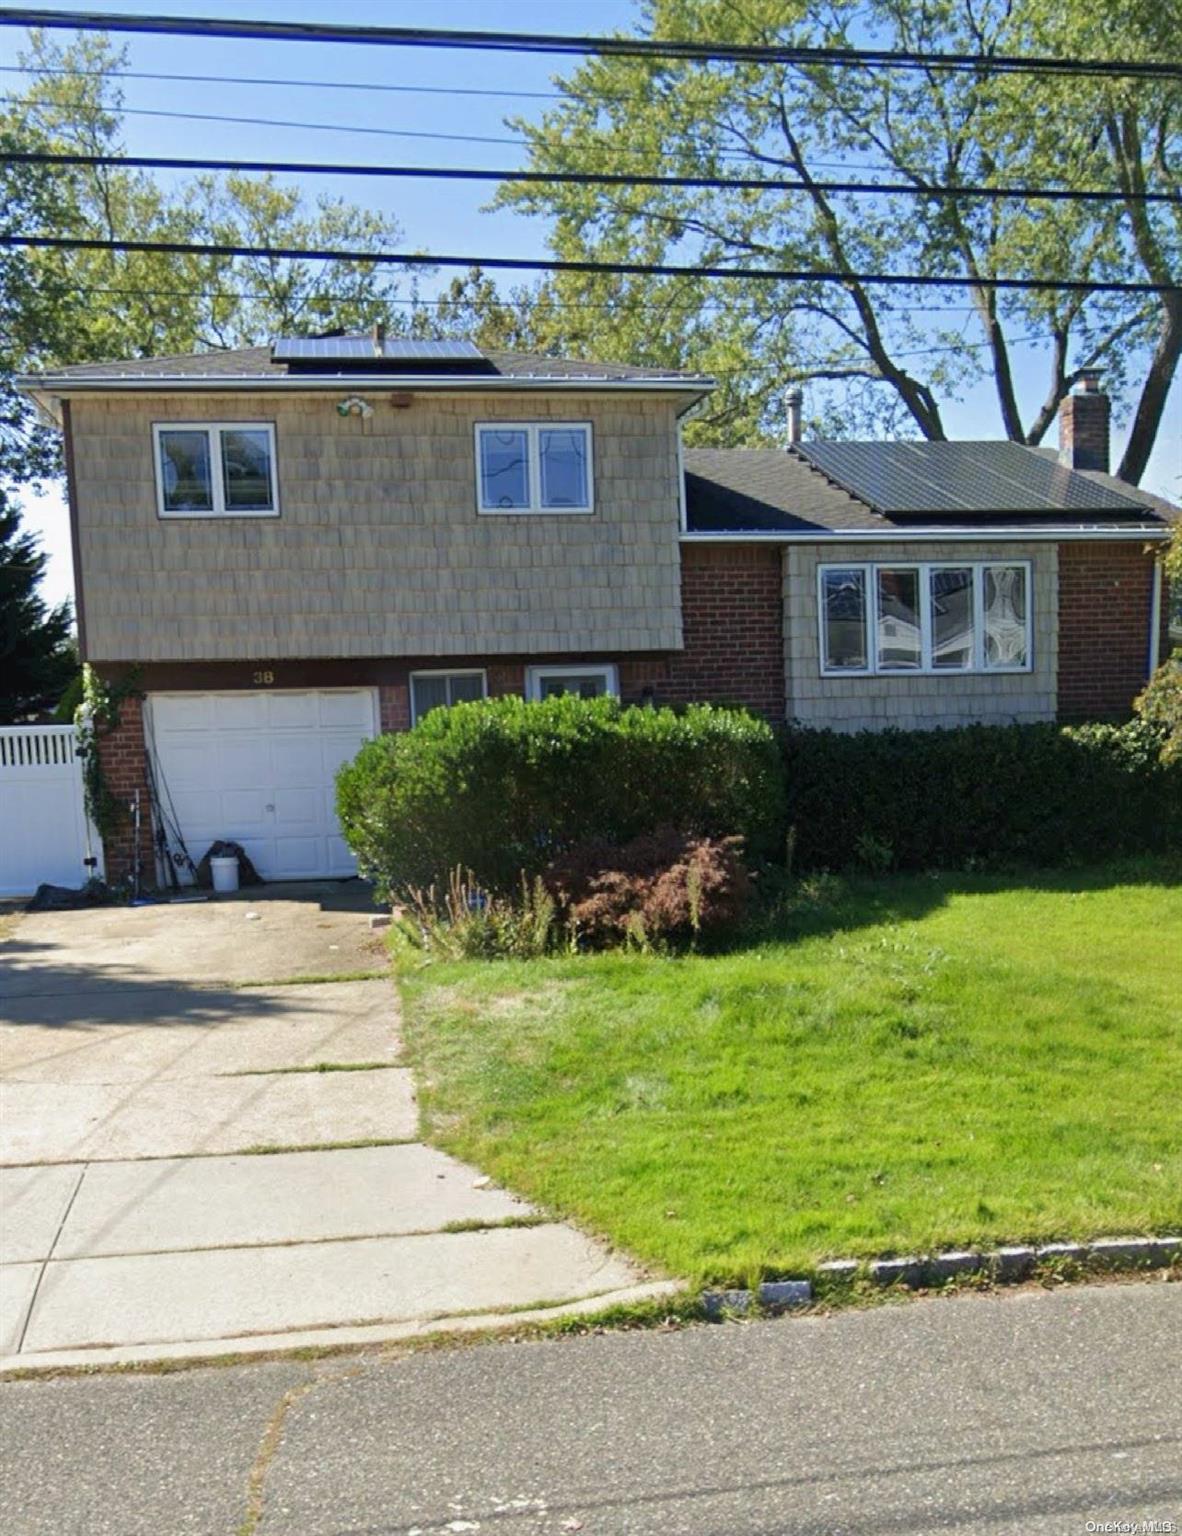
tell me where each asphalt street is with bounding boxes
[1,1280,1179,1536]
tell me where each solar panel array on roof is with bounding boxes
[798,439,1147,517]
[271,336,486,365]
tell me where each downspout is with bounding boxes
[1147,558,1163,677]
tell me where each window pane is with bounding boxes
[539,428,590,508]
[821,568,867,671]
[930,568,974,669]
[538,672,608,700]
[158,430,213,512]
[411,676,449,721]
[447,674,485,705]
[984,565,1028,668]
[479,429,529,508]
[221,428,274,510]
[876,568,922,670]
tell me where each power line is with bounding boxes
[0,61,568,102]
[10,150,1174,206]
[7,233,1178,294]
[3,9,1179,81]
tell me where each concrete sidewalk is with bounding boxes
[0,892,666,1370]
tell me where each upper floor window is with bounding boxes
[475,422,593,513]
[153,422,278,518]
[819,560,1032,676]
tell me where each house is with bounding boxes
[18,339,1175,885]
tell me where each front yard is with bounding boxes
[397,859,1182,1285]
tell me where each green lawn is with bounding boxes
[396,860,1182,1285]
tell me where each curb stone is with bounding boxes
[706,1235,1180,1314]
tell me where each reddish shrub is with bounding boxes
[545,828,750,948]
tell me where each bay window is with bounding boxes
[818,560,1031,676]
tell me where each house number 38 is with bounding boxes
[253,669,275,686]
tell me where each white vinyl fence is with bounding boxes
[0,725,103,898]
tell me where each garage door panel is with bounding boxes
[270,736,331,787]
[318,691,376,729]
[266,693,323,729]
[147,690,374,882]
[150,695,215,732]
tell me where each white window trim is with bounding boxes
[526,663,619,701]
[817,560,1034,677]
[409,668,488,725]
[153,421,279,518]
[474,421,595,514]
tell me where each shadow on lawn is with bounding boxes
[733,852,1182,953]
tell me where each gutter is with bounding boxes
[680,527,1170,544]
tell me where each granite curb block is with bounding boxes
[700,1235,1179,1317]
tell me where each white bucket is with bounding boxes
[210,855,240,894]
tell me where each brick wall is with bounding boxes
[638,543,784,718]
[1057,542,1158,720]
[95,692,155,883]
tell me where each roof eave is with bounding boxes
[681,525,1170,542]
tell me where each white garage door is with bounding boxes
[146,690,378,882]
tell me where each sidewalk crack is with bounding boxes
[15,1163,88,1354]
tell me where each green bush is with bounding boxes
[1135,650,1182,763]
[337,694,785,900]
[782,718,1182,873]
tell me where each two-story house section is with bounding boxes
[19,337,1175,885]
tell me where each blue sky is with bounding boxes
[5,0,1178,611]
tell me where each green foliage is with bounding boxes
[0,492,75,722]
[490,0,1180,467]
[337,695,786,901]
[1135,651,1182,764]
[74,663,142,839]
[781,720,1182,872]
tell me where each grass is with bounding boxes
[397,857,1182,1287]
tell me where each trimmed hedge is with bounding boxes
[337,694,785,899]
[782,719,1182,872]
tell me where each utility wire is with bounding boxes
[3,9,1179,81]
[7,233,1178,294]
[0,61,572,103]
[9,150,1174,205]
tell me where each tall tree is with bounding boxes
[495,0,1180,472]
[0,494,74,722]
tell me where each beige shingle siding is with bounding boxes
[784,541,1058,730]
[71,392,684,662]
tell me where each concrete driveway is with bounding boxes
[0,890,666,1371]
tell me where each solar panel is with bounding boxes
[272,336,485,365]
[798,440,1147,516]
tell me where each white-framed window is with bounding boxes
[526,663,619,701]
[475,422,594,513]
[818,560,1033,676]
[410,669,487,724]
[153,422,278,518]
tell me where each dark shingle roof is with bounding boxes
[685,444,1175,535]
[685,448,888,533]
[30,343,710,386]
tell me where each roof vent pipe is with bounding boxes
[786,386,803,446]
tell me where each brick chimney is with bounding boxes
[1058,370,1110,473]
